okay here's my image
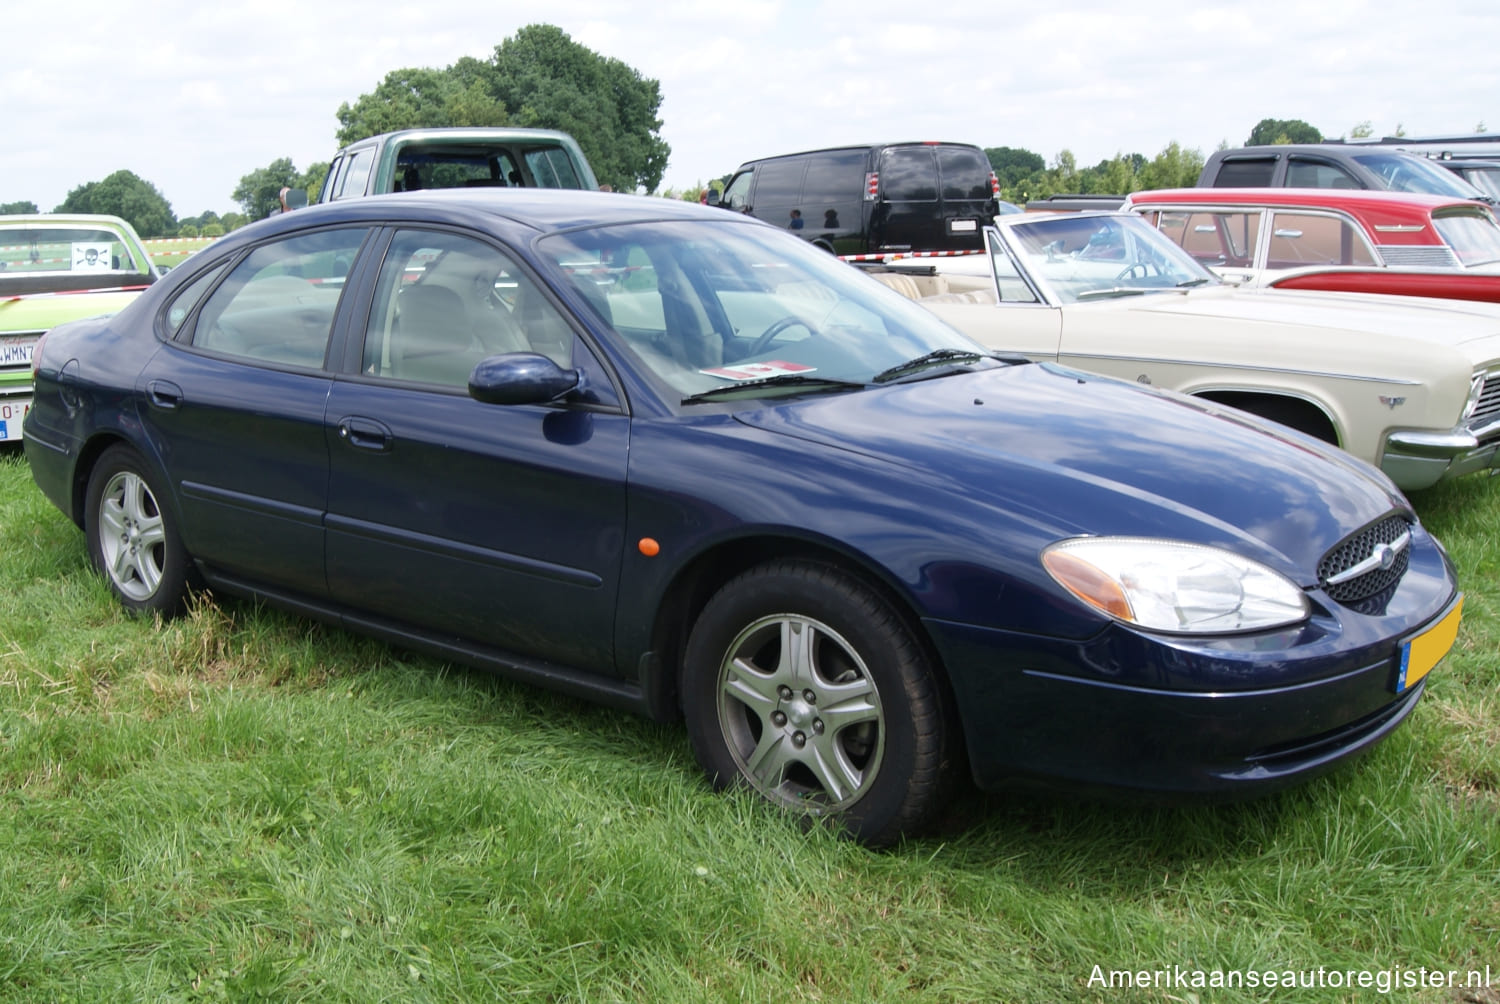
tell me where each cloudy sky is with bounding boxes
[4,0,1497,218]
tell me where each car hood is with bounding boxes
[732,363,1405,583]
[1132,285,1500,351]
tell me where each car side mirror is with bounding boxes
[285,189,309,209]
[705,189,720,207]
[468,352,582,406]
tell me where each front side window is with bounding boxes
[1285,158,1361,189]
[1147,210,1259,266]
[333,149,374,200]
[1000,214,1221,305]
[1351,152,1485,198]
[190,228,368,367]
[362,230,577,387]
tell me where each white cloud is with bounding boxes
[2,0,1496,215]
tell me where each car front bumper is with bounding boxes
[1382,418,1500,490]
[925,593,1458,798]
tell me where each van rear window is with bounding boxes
[938,147,994,200]
[880,148,938,201]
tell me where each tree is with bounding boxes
[55,170,176,237]
[232,159,330,220]
[1247,118,1322,145]
[333,24,671,194]
[485,25,670,193]
[985,146,1045,187]
[1,200,39,214]
[336,65,507,146]
[1349,120,1374,139]
[1135,142,1205,190]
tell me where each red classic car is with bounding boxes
[1120,188,1500,303]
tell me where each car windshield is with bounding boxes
[0,223,149,280]
[1432,209,1500,267]
[537,220,994,398]
[996,213,1222,304]
[1351,152,1488,200]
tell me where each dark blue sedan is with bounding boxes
[23,190,1463,845]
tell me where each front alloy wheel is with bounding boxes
[683,561,957,846]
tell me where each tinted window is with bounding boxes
[333,149,375,200]
[753,158,808,202]
[1285,158,1360,189]
[1351,152,1488,198]
[937,146,993,200]
[880,147,938,201]
[524,147,584,188]
[191,229,368,367]
[1212,157,1276,187]
[164,263,231,337]
[801,151,867,199]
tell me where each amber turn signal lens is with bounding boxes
[637,538,660,557]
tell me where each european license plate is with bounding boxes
[1,339,35,366]
[0,398,31,440]
[949,219,977,232]
[1397,595,1463,693]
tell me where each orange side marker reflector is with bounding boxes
[638,538,660,557]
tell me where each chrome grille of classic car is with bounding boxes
[1318,516,1412,607]
[1378,246,1460,268]
[1466,371,1500,430]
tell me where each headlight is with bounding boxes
[1042,537,1310,634]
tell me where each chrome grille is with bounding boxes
[1318,515,1412,607]
[1467,372,1500,430]
[1379,246,1460,267]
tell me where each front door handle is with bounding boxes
[337,416,393,453]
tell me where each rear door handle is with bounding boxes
[337,416,393,453]
[146,380,183,410]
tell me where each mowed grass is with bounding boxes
[0,448,1496,1003]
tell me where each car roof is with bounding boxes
[220,188,767,248]
[1124,187,1488,216]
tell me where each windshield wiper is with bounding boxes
[1074,287,1150,301]
[681,373,866,404]
[871,348,1014,384]
[1175,277,1213,288]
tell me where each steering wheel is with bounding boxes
[1115,262,1161,281]
[748,315,816,355]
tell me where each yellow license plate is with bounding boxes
[1398,595,1463,693]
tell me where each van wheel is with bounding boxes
[682,561,956,846]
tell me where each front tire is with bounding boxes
[682,561,957,846]
[84,444,194,616]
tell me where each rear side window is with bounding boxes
[880,147,938,201]
[801,151,866,199]
[937,146,993,200]
[1211,157,1277,187]
[1266,211,1376,268]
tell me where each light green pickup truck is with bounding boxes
[0,213,159,441]
[316,127,600,202]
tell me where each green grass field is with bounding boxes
[0,449,1496,1002]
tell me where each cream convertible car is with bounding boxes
[868,212,1500,491]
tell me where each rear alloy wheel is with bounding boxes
[84,445,194,616]
[683,561,956,846]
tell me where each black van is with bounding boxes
[712,142,999,255]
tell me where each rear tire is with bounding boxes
[84,444,194,616]
[682,560,957,846]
